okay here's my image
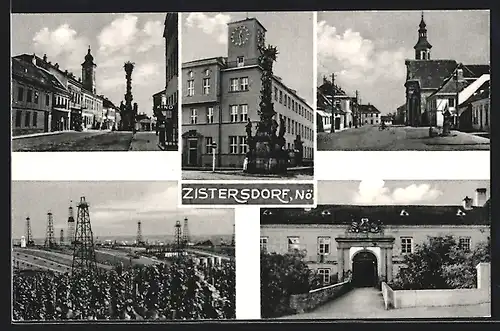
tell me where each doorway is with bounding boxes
[335,117,341,130]
[188,139,198,166]
[352,251,378,287]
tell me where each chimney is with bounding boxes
[55,63,59,69]
[31,54,37,66]
[462,196,473,210]
[474,188,487,207]
[43,54,47,62]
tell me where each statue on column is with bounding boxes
[278,116,286,139]
[245,118,253,138]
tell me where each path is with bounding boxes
[318,125,490,151]
[277,287,490,319]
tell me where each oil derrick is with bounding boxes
[25,217,34,246]
[67,201,75,245]
[60,229,65,245]
[136,221,144,246]
[231,224,235,246]
[44,212,56,248]
[182,217,190,246]
[71,196,98,276]
[174,220,182,255]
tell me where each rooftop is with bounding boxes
[358,104,381,113]
[261,201,491,226]
[405,59,458,90]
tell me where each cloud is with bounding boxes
[97,14,139,56]
[317,20,407,87]
[32,23,88,71]
[137,20,164,52]
[185,13,231,44]
[353,180,443,204]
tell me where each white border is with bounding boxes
[312,11,318,183]
[177,13,183,183]
[11,151,180,181]
[316,151,490,180]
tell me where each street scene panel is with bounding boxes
[261,180,491,319]
[181,12,314,180]
[11,13,178,152]
[317,10,490,151]
[12,181,235,321]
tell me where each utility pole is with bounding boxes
[330,73,336,133]
[355,90,360,127]
[71,196,98,276]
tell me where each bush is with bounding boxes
[390,236,490,290]
[13,258,235,321]
[260,251,322,318]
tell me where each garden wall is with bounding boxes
[381,262,490,310]
[289,281,352,314]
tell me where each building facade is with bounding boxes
[261,188,490,286]
[13,48,108,134]
[182,17,314,168]
[153,12,179,149]
[359,104,381,125]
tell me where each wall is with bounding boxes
[472,98,490,132]
[12,80,52,135]
[381,263,491,310]
[289,281,351,314]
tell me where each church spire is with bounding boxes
[414,11,432,60]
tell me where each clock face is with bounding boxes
[231,25,250,47]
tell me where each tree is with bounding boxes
[391,236,491,290]
[260,251,322,318]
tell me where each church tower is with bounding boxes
[227,17,267,68]
[414,12,432,60]
[81,46,97,94]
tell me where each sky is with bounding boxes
[182,12,314,107]
[11,181,234,240]
[317,180,490,205]
[11,13,167,117]
[317,10,490,114]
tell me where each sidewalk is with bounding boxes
[128,132,161,151]
[12,131,64,139]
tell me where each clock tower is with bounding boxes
[227,18,267,68]
[81,46,97,94]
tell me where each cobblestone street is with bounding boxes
[12,131,170,152]
[317,125,490,151]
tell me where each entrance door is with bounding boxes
[352,251,377,287]
[44,113,49,132]
[335,117,341,130]
[188,139,198,166]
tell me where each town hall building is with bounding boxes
[181,17,314,168]
[260,187,490,287]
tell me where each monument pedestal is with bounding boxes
[245,132,287,175]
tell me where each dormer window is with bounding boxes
[321,210,331,216]
[456,209,466,216]
[237,56,245,67]
[400,209,409,216]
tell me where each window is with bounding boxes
[448,98,455,108]
[203,78,210,95]
[284,94,287,107]
[230,78,239,92]
[230,105,239,122]
[240,104,248,122]
[260,237,268,252]
[287,236,300,252]
[229,136,238,154]
[27,89,32,103]
[206,107,214,124]
[15,110,22,127]
[237,56,244,67]
[240,77,249,91]
[34,91,39,104]
[17,87,24,101]
[188,71,194,78]
[318,268,331,285]
[32,112,38,127]
[485,104,489,125]
[459,237,471,251]
[239,136,247,154]
[190,108,197,124]
[279,90,283,103]
[205,137,213,154]
[291,120,295,134]
[318,237,331,255]
[292,100,295,112]
[187,80,194,96]
[274,86,278,101]
[401,237,413,254]
[287,118,291,133]
[204,69,210,76]
[24,111,31,127]
[288,96,291,109]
